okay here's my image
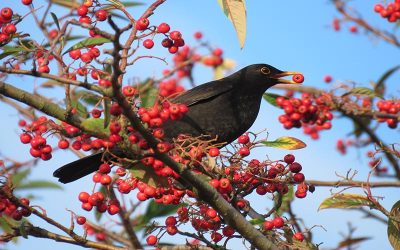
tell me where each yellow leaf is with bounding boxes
[261,136,306,150]
[217,0,247,48]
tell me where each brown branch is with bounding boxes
[0,80,108,139]
[109,188,142,249]
[307,179,400,188]
[1,222,124,250]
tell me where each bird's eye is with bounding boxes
[261,67,270,75]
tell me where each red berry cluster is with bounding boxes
[78,191,120,215]
[76,1,109,25]
[138,102,189,129]
[331,18,358,33]
[0,7,17,44]
[135,18,185,54]
[203,47,224,67]
[276,92,333,139]
[374,1,400,23]
[376,100,399,129]
[0,193,31,221]
[158,78,185,97]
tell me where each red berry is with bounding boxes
[194,31,203,39]
[78,192,90,203]
[293,232,305,241]
[157,22,170,33]
[136,18,149,30]
[95,9,108,21]
[69,49,81,60]
[168,45,178,54]
[349,26,358,33]
[143,39,154,49]
[1,8,13,21]
[107,204,120,215]
[146,235,157,246]
[3,24,16,35]
[22,0,33,5]
[38,65,50,73]
[283,154,295,164]
[211,232,222,242]
[100,174,112,185]
[293,173,305,183]
[169,30,182,40]
[263,220,274,230]
[161,38,173,48]
[208,147,220,157]
[238,147,250,157]
[76,216,86,225]
[222,226,234,237]
[20,133,32,144]
[324,75,332,83]
[76,5,88,16]
[165,216,177,226]
[292,74,304,83]
[238,134,250,144]
[374,4,384,13]
[273,217,285,228]
[289,162,302,173]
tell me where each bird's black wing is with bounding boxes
[172,79,234,106]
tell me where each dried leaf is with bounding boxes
[217,0,247,48]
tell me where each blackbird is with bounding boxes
[54,64,301,183]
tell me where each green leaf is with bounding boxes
[279,185,294,215]
[71,100,89,118]
[50,12,60,30]
[138,200,186,226]
[263,93,285,108]
[249,218,264,225]
[128,162,168,188]
[19,221,28,239]
[374,65,400,96]
[81,118,110,135]
[11,169,31,187]
[217,0,247,48]
[0,46,27,60]
[63,37,111,54]
[140,86,158,108]
[261,136,306,150]
[318,193,376,211]
[342,87,383,99]
[75,90,102,106]
[0,217,16,234]
[103,99,111,128]
[104,1,144,9]
[50,0,80,9]
[388,200,400,250]
[17,180,63,190]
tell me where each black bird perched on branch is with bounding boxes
[54,64,302,183]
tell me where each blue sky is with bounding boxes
[1,0,399,249]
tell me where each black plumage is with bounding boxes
[53,64,300,183]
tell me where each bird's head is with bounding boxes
[240,64,303,90]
